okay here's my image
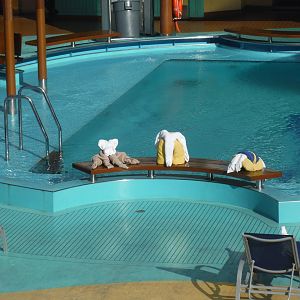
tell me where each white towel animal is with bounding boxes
[155,130,189,167]
[227,152,266,173]
[98,139,118,156]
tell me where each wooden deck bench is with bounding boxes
[25,30,121,48]
[224,27,300,43]
[0,32,22,64]
[72,157,282,191]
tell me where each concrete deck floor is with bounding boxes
[0,199,298,299]
[0,281,292,300]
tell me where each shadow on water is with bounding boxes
[0,136,42,160]
[287,113,300,136]
[0,124,53,147]
[282,113,300,182]
[236,57,300,94]
[0,125,56,160]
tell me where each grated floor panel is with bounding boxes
[1,200,299,266]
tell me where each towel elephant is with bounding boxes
[91,139,140,169]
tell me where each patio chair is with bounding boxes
[236,233,300,300]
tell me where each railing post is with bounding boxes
[147,170,155,179]
[36,0,48,91]
[3,0,17,115]
[4,97,10,160]
[90,174,96,183]
[256,180,263,191]
[207,173,214,181]
[160,0,174,36]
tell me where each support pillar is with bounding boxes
[4,0,17,114]
[160,0,174,36]
[144,0,154,35]
[36,0,47,91]
[101,0,110,31]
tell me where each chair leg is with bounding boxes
[0,226,8,255]
[248,261,255,300]
[287,263,295,300]
[236,258,245,300]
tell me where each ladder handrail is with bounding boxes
[18,84,62,158]
[4,95,50,161]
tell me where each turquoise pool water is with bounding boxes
[0,42,299,197]
[64,59,300,196]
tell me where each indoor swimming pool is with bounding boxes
[0,40,299,193]
[0,35,300,295]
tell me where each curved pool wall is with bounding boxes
[0,176,300,223]
[1,35,300,223]
[0,176,297,224]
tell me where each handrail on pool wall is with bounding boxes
[4,94,50,161]
[18,84,63,159]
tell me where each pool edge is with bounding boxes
[0,178,297,224]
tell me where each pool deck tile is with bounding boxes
[0,200,299,294]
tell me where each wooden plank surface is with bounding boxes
[25,30,120,46]
[72,157,282,182]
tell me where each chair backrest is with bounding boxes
[243,233,300,274]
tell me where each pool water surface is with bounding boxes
[64,59,300,196]
[0,39,300,295]
[0,43,299,198]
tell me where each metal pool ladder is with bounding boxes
[4,84,62,162]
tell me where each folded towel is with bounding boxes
[227,150,266,173]
[227,153,247,173]
[155,130,189,167]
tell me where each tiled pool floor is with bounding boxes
[0,199,299,293]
